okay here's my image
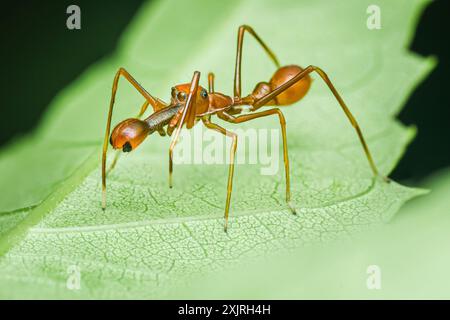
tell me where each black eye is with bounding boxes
[122,142,132,153]
[177,91,186,101]
[201,89,208,99]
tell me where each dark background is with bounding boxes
[0,0,448,182]
[0,0,146,144]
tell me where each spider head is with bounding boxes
[109,118,151,152]
[170,84,209,110]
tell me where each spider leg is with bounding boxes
[202,117,238,232]
[102,68,168,209]
[253,65,382,179]
[208,72,215,93]
[219,109,295,214]
[168,71,201,188]
[234,25,280,99]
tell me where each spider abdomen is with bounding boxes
[251,65,311,106]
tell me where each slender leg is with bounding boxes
[208,72,215,93]
[202,118,238,232]
[220,109,295,214]
[168,71,201,188]
[166,107,183,137]
[234,25,280,98]
[102,68,167,209]
[253,65,382,178]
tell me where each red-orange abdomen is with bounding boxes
[110,118,150,152]
[270,65,311,105]
[251,65,311,106]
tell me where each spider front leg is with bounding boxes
[208,72,215,93]
[219,109,296,214]
[102,68,168,209]
[167,71,201,188]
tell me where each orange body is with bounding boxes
[102,25,382,233]
[171,64,311,116]
[251,65,311,106]
[109,64,311,152]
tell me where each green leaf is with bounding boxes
[0,0,435,298]
[175,169,450,299]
